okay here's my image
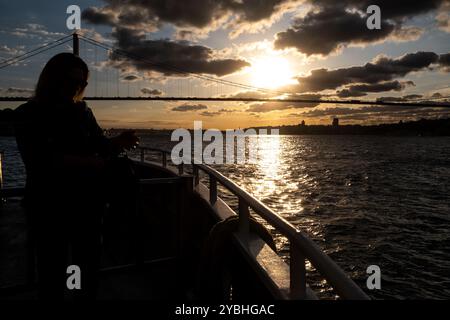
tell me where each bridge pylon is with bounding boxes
[73,32,79,56]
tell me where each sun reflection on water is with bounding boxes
[247,135,312,220]
[253,134,280,197]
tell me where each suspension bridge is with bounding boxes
[0,32,449,109]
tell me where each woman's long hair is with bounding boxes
[33,52,89,103]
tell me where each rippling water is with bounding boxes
[1,134,449,299]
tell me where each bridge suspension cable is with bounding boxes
[0,33,449,108]
[0,35,72,70]
[78,35,286,95]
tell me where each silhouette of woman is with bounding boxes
[14,52,139,300]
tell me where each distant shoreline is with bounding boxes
[1,106,449,137]
[246,118,450,137]
[106,117,450,137]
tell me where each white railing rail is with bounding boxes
[137,146,369,300]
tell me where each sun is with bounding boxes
[250,55,295,89]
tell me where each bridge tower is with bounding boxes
[73,32,79,56]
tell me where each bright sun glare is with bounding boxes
[250,56,294,89]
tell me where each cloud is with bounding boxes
[336,80,415,97]
[376,94,450,103]
[172,103,208,112]
[439,53,450,71]
[274,7,396,56]
[108,27,250,77]
[403,94,423,100]
[200,111,222,117]
[224,90,273,100]
[245,102,315,113]
[82,7,116,26]
[0,45,25,57]
[295,51,444,93]
[299,103,449,119]
[6,23,65,40]
[199,107,243,116]
[390,27,424,42]
[121,74,141,82]
[436,1,450,33]
[1,87,34,96]
[141,88,163,96]
[224,92,322,113]
[274,0,446,56]
[83,0,298,38]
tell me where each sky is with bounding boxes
[0,0,450,129]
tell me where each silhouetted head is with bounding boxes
[34,52,89,104]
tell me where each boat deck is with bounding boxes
[0,155,370,300]
[0,198,185,300]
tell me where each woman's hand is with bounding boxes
[112,130,140,151]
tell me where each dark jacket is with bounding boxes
[14,99,117,205]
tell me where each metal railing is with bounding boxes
[136,146,369,300]
[0,151,3,191]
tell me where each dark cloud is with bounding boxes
[247,101,321,113]
[275,0,447,55]
[439,53,450,71]
[1,87,34,95]
[242,93,323,113]
[376,95,450,104]
[337,109,450,122]
[300,103,448,118]
[83,0,296,36]
[218,108,237,113]
[312,0,446,20]
[274,7,396,56]
[336,81,414,97]
[109,27,249,77]
[141,88,163,95]
[431,92,443,98]
[172,103,208,112]
[336,89,367,98]
[82,7,116,26]
[296,51,442,93]
[403,94,423,100]
[200,111,221,117]
[122,74,141,82]
[198,108,239,116]
[436,2,450,33]
[440,53,450,65]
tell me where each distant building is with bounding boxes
[300,120,306,126]
[332,117,339,127]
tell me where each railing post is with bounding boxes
[177,175,193,262]
[193,165,199,187]
[0,151,3,202]
[290,240,307,299]
[0,151,3,191]
[238,197,250,235]
[209,175,217,205]
[162,152,167,167]
[140,148,145,162]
